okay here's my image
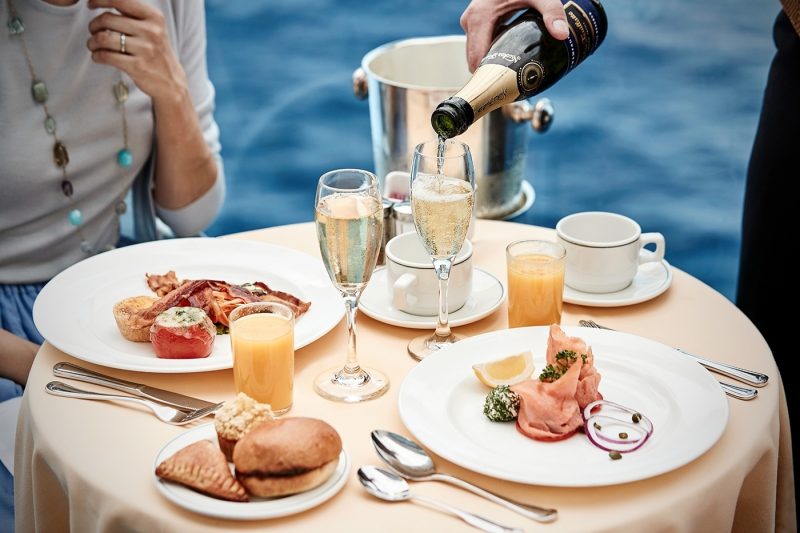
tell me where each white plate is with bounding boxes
[398,326,728,487]
[358,268,505,329]
[153,423,349,520]
[563,258,673,307]
[33,238,344,373]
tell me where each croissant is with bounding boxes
[155,440,248,502]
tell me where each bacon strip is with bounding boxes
[251,282,311,317]
[134,274,311,330]
[146,270,181,297]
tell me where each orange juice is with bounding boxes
[507,253,565,327]
[230,312,294,414]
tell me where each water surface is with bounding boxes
[205,0,777,301]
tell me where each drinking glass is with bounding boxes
[407,139,476,360]
[314,169,389,402]
[506,240,566,328]
[228,301,295,415]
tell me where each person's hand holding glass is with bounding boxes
[407,140,476,360]
[314,169,389,402]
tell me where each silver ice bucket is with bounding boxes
[353,35,553,219]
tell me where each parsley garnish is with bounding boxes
[555,350,577,364]
[538,350,589,382]
[539,364,563,382]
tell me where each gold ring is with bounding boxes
[120,32,127,54]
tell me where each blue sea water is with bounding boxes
[204,0,778,302]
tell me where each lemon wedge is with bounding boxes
[472,351,535,387]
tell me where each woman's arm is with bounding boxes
[86,0,221,220]
[0,329,38,388]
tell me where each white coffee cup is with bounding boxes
[556,211,665,294]
[384,231,473,316]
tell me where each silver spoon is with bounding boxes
[371,430,557,523]
[357,466,523,533]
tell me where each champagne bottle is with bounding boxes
[431,0,607,139]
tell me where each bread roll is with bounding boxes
[233,417,342,498]
[112,296,157,342]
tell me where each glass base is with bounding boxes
[271,404,291,416]
[407,332,465,361]
[313,366,389,403]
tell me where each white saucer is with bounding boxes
[563,259,673,307]
[359,268,505,329]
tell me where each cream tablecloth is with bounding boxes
[15,220,796,532]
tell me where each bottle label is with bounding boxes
[563,0,604,71]
[519,60,546,93]
[455,64,521,119]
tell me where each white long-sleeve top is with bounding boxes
[0,0,225,283]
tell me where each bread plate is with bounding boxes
[153,423,349,520]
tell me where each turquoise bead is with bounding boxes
[44,116,56,134]
[117,148,133,168]
[7,16,24,35]
[68,209,82,226]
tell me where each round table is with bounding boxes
[14,220,795,532]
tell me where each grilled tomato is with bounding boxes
[150,306,215,359]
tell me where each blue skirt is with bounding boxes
[0,282,44,531]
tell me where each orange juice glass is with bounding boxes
[506,240,566,327]
[228,302,294,415]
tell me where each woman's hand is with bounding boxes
[86,0,218,214]
[86,0,187,106]
[461,0,570,71]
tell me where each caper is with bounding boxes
[609,451,622,460]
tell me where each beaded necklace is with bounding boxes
[5,0,132,255]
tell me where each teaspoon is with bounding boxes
[357,466,523,533]
[371,429,557,523]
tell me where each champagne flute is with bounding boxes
[314,169,389,402]
[407,139,476,360]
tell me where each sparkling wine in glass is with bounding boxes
[407,139,476,360]
[314,169,389,401]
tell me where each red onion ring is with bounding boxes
[582,400,654,454]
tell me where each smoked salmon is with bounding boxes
[545,324,602,409]
[512,358,583,441]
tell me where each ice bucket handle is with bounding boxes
[353,67,368,100]
[505,98,554,133]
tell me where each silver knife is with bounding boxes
[52,362,223,412]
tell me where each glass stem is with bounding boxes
[433,259,452,338]
[343,294,361,374]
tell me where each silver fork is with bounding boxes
[578,320,768,387]
[578,320,760,401]
[46,381,218,424]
